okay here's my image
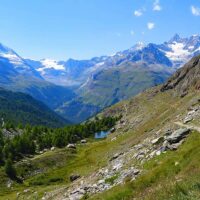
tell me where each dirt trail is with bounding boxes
[174,122,200,132]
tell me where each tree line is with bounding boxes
[0,116,119,179]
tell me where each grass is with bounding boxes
[91,131,200,200]
[105,174,119,185]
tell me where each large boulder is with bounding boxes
[166,128,190,144]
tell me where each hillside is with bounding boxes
[77,61,172,108]
[0,88,69,127]
[161,54,200,94]
[0,56,199,199]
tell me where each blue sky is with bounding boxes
[0,0,200,60]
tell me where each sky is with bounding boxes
[0,0,200,60]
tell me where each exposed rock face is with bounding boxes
[161,55,200,94]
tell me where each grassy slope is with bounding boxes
[92,131,200,200]
[0,89,199,199]
[79,63,170,108]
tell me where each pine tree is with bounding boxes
[5,158,16,179]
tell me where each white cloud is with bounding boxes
[130,30,135,36]
[191,5,200,16]
[153,0,162,11]
[147,22,155,30]
[134,9,143,17]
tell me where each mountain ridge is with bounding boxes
[0,87,70,127]
[161,54,200,94]
[25,34,200,87]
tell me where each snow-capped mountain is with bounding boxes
[0,34,199,89]
[158,34,200,67]
[0,43,42,79]
[0,44,76,117]
[25,34,200,87]
[25,57,109,86]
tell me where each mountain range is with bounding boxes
[0,34,200,123]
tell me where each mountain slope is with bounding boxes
[78,61,172,108]
[0,44,76,117]
[161,54,200,94]
[0,88,69,127]
[89,54,200,200]
[11,54,200,200]
[0,43,42,79]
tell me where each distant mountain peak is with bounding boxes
[0,43,13,54]
[168,33,182,43]
[131,41,146,51]
[191,34,200,38]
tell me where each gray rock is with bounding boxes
[159,145,168,153]
[23,189,31,193]
[70,174,81,182]
[110,127,116,133]
[112,162,123,171]
[98,179,105,185]
[187,110,196,116]
[167,140,184,150]
[164,129,173,136]
[151,136,164,145]
[109,152,123,161]
[67,144,76,149]
[111,137,117,141]
[81,139,87,144]
[183,116,193,124]
[50,147,55,151]
[166,128,190,144]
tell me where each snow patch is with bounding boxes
[0,53,24,66]
[37,59,65,74]
[188,46,194,50]
[165,42,191,62]
[41,59,65,70]
[86,62,105,74]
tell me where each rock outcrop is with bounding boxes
[161,55,200,95]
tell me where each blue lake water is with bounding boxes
[95,131,109,139]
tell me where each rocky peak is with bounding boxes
[168,34,182,43]
[161,54,200,94]
[0,43,13,54]
[186,35,200,50]
[131,42,146,51]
